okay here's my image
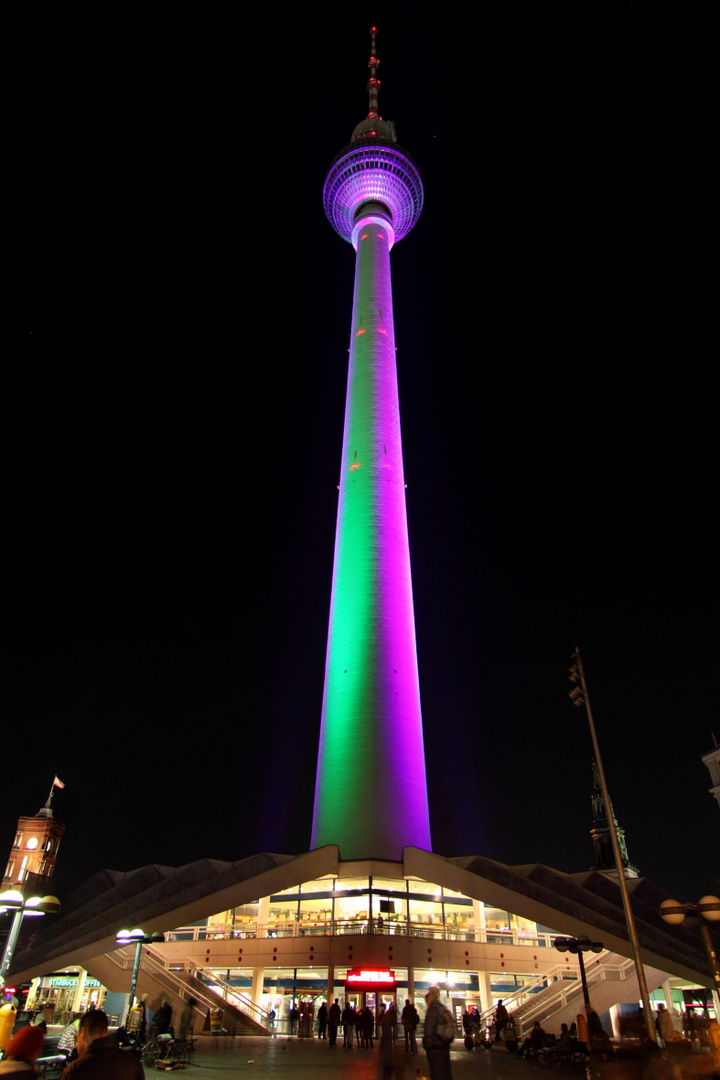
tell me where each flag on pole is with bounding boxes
[53,776,65,789]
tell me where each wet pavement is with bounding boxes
[171,1034,586,1079]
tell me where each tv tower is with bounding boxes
[312,28,431,860]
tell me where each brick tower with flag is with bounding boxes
[2,777,66,893]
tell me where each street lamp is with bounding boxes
[554,935,603,1016]
[660,896,720,999]
[115,928,165,1026]
[0,890,61,982]
[568,649,656,1039]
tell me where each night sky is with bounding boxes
[4,8,716,910]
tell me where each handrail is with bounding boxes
[471,952,636,1035]
[193,966,268,1026]
[512,955,636,1033]
[473,962,573,1030]
[111,945,217,1018]
[166,923,561,947]
[141,947,268,1029]
[141,951,217,1018]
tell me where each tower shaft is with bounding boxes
[311,206,431,860]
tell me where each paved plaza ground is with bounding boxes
[165,1034,586,1080]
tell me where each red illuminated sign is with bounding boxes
[346,968,396,988]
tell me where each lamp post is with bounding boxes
[554,935,603,1016]
[660,896,720,1002]
[568,648,656,1039]
[115,928,164,1026]
[0,890,61,982]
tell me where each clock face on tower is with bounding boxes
[26,838,38,849]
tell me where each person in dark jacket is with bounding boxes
[328,999,341,1047]
[495,1000,509,1040]
[59,1010,144,1078]
[317,1001,328,1039]
[150,1001,172,1036]
[362,1005,375,1049]
[342,1002,355,1048]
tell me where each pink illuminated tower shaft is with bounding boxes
[312,31,430,860]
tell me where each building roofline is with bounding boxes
[10,847,714,989]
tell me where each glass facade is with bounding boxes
[162,871,564,1030]
[170,874,561,945]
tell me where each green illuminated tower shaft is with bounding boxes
[312,30,430,860]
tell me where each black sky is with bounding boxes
[4,7,716,909]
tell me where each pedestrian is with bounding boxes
[402,997,418,1052]
[342,1002,355,1048]
[422,985,455,1080]
[0,1026,44,1077]
[328,999,341,1047]
[150,1000,172,1037]
[317,1000,328,1039]
[59,1010,145,1077]
[176,998,196,1042]
[495,999,508,1041]
[380,1002,397,1078]
[362,1004,375,1049]
[656,1005,674,1046]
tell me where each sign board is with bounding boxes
[345,968,396,990]
[46,977,101,988]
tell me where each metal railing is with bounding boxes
[506,954,636,1034]
[111,946,218,1019]
[166,922,559,946]
[193,966,269,1027]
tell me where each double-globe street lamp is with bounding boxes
[115,928,165,1026]
[0,890,61,984]
[660,896,720,1000]
[554,935,604,1016]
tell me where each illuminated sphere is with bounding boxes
[659,899,685,925]
[323,137,423,245]
[699,895,720,921]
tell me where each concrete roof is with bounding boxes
[9,846,714,988]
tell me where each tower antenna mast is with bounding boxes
[367,26,381,120]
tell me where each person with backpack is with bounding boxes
[422,985,455,1079]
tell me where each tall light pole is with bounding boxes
[115,928,164,1026]
[554,935,603,1016]
[660,897,720,1002]
[568,648,655,1038]
[0,891,61,982]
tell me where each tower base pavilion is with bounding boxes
[9,846,718,1037]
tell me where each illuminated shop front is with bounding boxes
[29,971,104,1020]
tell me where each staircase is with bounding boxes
[86,946,270,1036]
[177,970,270,1037]
[473,954,670,1036]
